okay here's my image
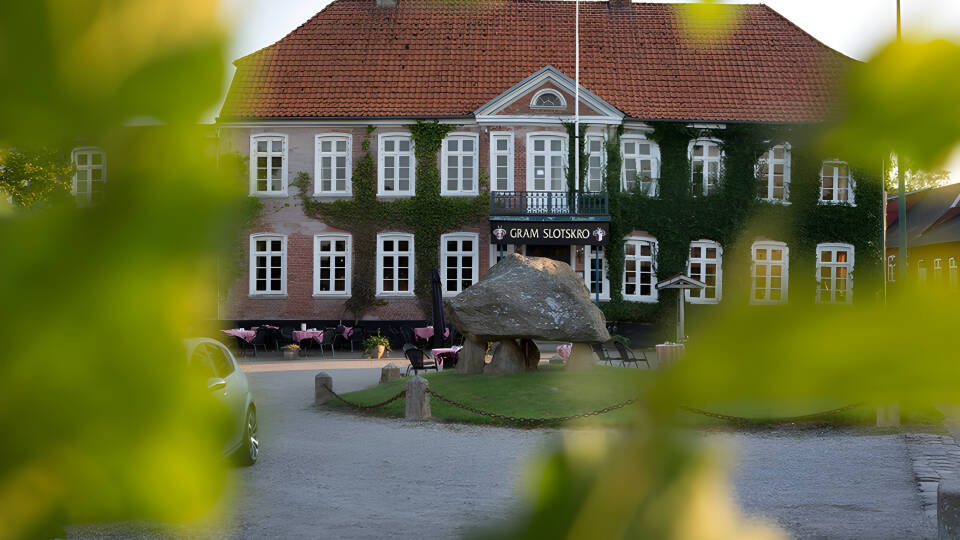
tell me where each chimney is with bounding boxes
[376,0,396,6]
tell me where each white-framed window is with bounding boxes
[313,234,352,296]
[686,240,722,304]
[489,243,515,267]
[820,160,855,205]
[378,133,415,196]
[376,233,414,296]
[621,137,659,196]
[71,147,106,205]
[530,89,566,109]
[934,258,944,282]
[585,135,605,192]
[490,132,514,192]
[250,134,288,196]
[441,233,478,296]
[527,133,566,192]
[441,133,479,196]
[750,241,788,304]
[887,255,896,282]
[623,237,658,302]
[689,138,722,197]
[314,134,352,196]
[249,234,287,295]
[950,258,958,289]
[756,144,791,202]
[584,245,610,301]
[816,243,854,304]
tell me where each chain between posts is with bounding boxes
[426,388,638,424]
[323,384,407,410]
[322,382,863,426]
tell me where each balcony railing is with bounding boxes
[490,191,608,217]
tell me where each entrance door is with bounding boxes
[525,245,571,265]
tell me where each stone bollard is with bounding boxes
[877,404,901,428]
[939,475,960,539]
[379,362,401,384]
[314,372,334,406]
[565,343,597,371]
[405,375,431,421]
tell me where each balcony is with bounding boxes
[489,191,609,220]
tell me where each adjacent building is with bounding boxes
[214,0,884,332]
[887,184,960,288]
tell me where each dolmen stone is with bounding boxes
[445,253,610,373]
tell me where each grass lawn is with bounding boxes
[325,365,653,427]
[324,365,945,429]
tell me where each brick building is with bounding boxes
[213,0,881,330]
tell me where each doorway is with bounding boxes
[524,244,572,265]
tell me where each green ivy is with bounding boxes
[598,122,883,337]
[295,121,490,322]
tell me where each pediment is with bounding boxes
[475,66,624,124]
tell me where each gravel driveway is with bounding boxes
[71,365,934,539]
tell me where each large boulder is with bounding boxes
[446,254,610,373]
[446,254,610,343]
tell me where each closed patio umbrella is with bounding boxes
[431,267,446,348]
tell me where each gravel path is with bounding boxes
[71,365,936,539]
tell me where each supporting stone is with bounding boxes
[877,404,901,428]
[565,343,597,371]
[456,336,487,374]
[379,362,401,384]
[314,372,334,405]
[484,339,526,374]
[939,475,960,539]
[405,375,431,420]
[520,338,540,371]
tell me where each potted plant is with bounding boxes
[363,329,391,359]
[282,343,300,360]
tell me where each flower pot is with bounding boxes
[375,344,386,359]
[283,349,298,360]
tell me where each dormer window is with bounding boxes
[531,90,565,109]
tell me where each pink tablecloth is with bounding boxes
[342,327,354,339]
[222,329,256,342]
[430,346,462,370]
[557,343,572,362]
[414,326,450,340]
[293,330,325,343]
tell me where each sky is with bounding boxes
[216,0,960,178]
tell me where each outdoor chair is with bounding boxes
[612,340,650,369]
[278,326,295,348]
[316,329,336,359]
[298,337,314,358]
[234,335,255,358]
[333,325,348,350]
[403,344,438,376]
[347,327,365,353]
[248,327,272,357]
[593,342,616,366]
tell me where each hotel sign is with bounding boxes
[491,222,609,246]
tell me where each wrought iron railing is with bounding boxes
[489,191,608,217]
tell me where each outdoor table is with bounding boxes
[655,343,685,366]
[222,328,255,342]
[430,346,462,370]
[414,326,450,341]
[557,343,572,362]
[292,330,325,343]
[341,327,354,339]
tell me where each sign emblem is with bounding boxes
[493,225,507,241]
[593,227,606,243]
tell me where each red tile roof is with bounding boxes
[220,0,854,123]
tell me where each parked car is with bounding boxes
[184,338,259,466]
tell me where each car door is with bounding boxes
[190,342,248,454]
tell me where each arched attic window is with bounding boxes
[530,89,565,109]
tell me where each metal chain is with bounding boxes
[681,403,864,424]
[426,388,638,425]
[323,384,407,410]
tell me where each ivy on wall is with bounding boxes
[597,121,884,337]
[294,121,490,322]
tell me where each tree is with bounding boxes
[885,154,953,192]
[0,147,73,208]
